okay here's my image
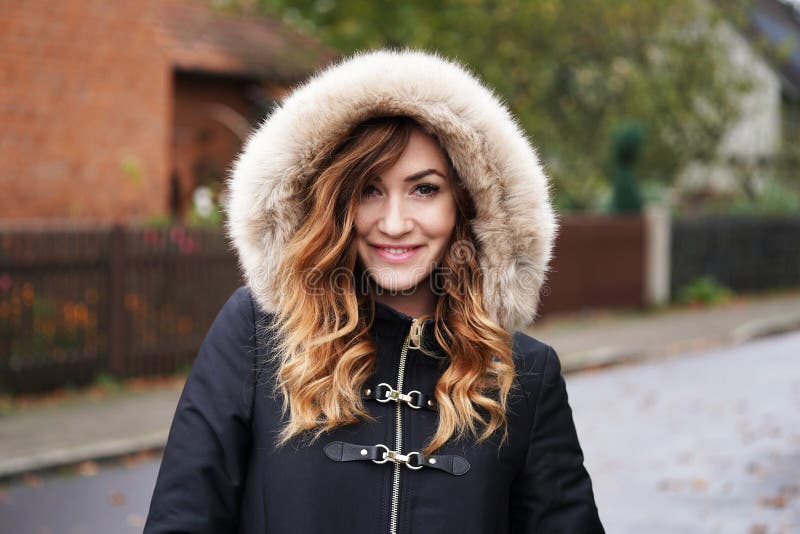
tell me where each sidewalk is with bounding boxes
[1,289,799,481]
[528,289,800,372]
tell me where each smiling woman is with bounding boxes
[144,49,604,534]
[351,117,459,318]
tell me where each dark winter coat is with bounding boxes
[145,47,605,533]
[144,285,603,533]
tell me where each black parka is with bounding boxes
[144,286,604,533]
[146,47,605,533]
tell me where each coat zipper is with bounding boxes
[389,317,422,534]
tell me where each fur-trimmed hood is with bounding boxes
[224,48,558,332]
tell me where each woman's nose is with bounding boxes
[377,196,413,235]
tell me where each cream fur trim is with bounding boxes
[225,48,558,332]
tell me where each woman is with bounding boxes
[145,48,604,533]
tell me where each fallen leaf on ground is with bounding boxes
[657,479,684,492]
[759,493,788,509]
[76,460,99,477]
[746,461,766,479]
[22,473,42,487]
[127,513,145,528]
[109,489,127,506]
[121,449,158,468]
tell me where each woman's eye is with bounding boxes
[415,183,440,197]
[362,184,379,197]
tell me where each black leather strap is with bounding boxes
[323,441,470,476]
[419,452,470,476]
[361,383,438,411]
[323,441,384,462]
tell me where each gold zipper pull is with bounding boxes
[408,318,423,350]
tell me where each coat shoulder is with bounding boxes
[229,285,276,335]
[218,285,255,318]
[203,285,272,373]
[207,285,256,336]
[511,331,552,375]
[510,331,558,399]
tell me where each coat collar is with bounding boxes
[370,299,434,333]
[369,300,443,357]
[372,299,434,323]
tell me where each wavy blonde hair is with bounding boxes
[262,115,517,456]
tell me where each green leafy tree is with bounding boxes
[227,0,754,212]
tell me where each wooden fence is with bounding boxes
[0,217,649,392]
[0,225,242,392]
[3,214,796,393]
[541,214,646,314]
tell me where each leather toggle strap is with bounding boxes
[362,383,437,411]
[323,441,470,476]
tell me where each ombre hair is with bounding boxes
[262,115,517,456]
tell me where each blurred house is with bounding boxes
[678,0,800,208]
[0,0,335,224]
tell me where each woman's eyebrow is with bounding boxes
[373,169,447,182]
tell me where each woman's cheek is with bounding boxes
[425,198,457,235]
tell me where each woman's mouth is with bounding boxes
[371,245,422,263]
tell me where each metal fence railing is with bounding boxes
[671,215,800,297]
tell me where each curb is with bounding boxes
[729,312,800,345]
[562,312,800,375]
[0,431,168,482]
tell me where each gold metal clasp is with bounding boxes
[408,319,423,350]
[372,445,423,470]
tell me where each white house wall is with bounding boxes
[677,16,782,195]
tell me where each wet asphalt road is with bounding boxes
[0,456,160,533]
[2,330,798,533]
[569,330,800,533]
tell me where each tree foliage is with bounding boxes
[235,0,753,212]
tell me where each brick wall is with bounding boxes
[0,0,171,223]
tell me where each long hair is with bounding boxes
[262,115,517,456]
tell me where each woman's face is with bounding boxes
[354,128,457,302]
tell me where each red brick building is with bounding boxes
[0,0,334,223]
